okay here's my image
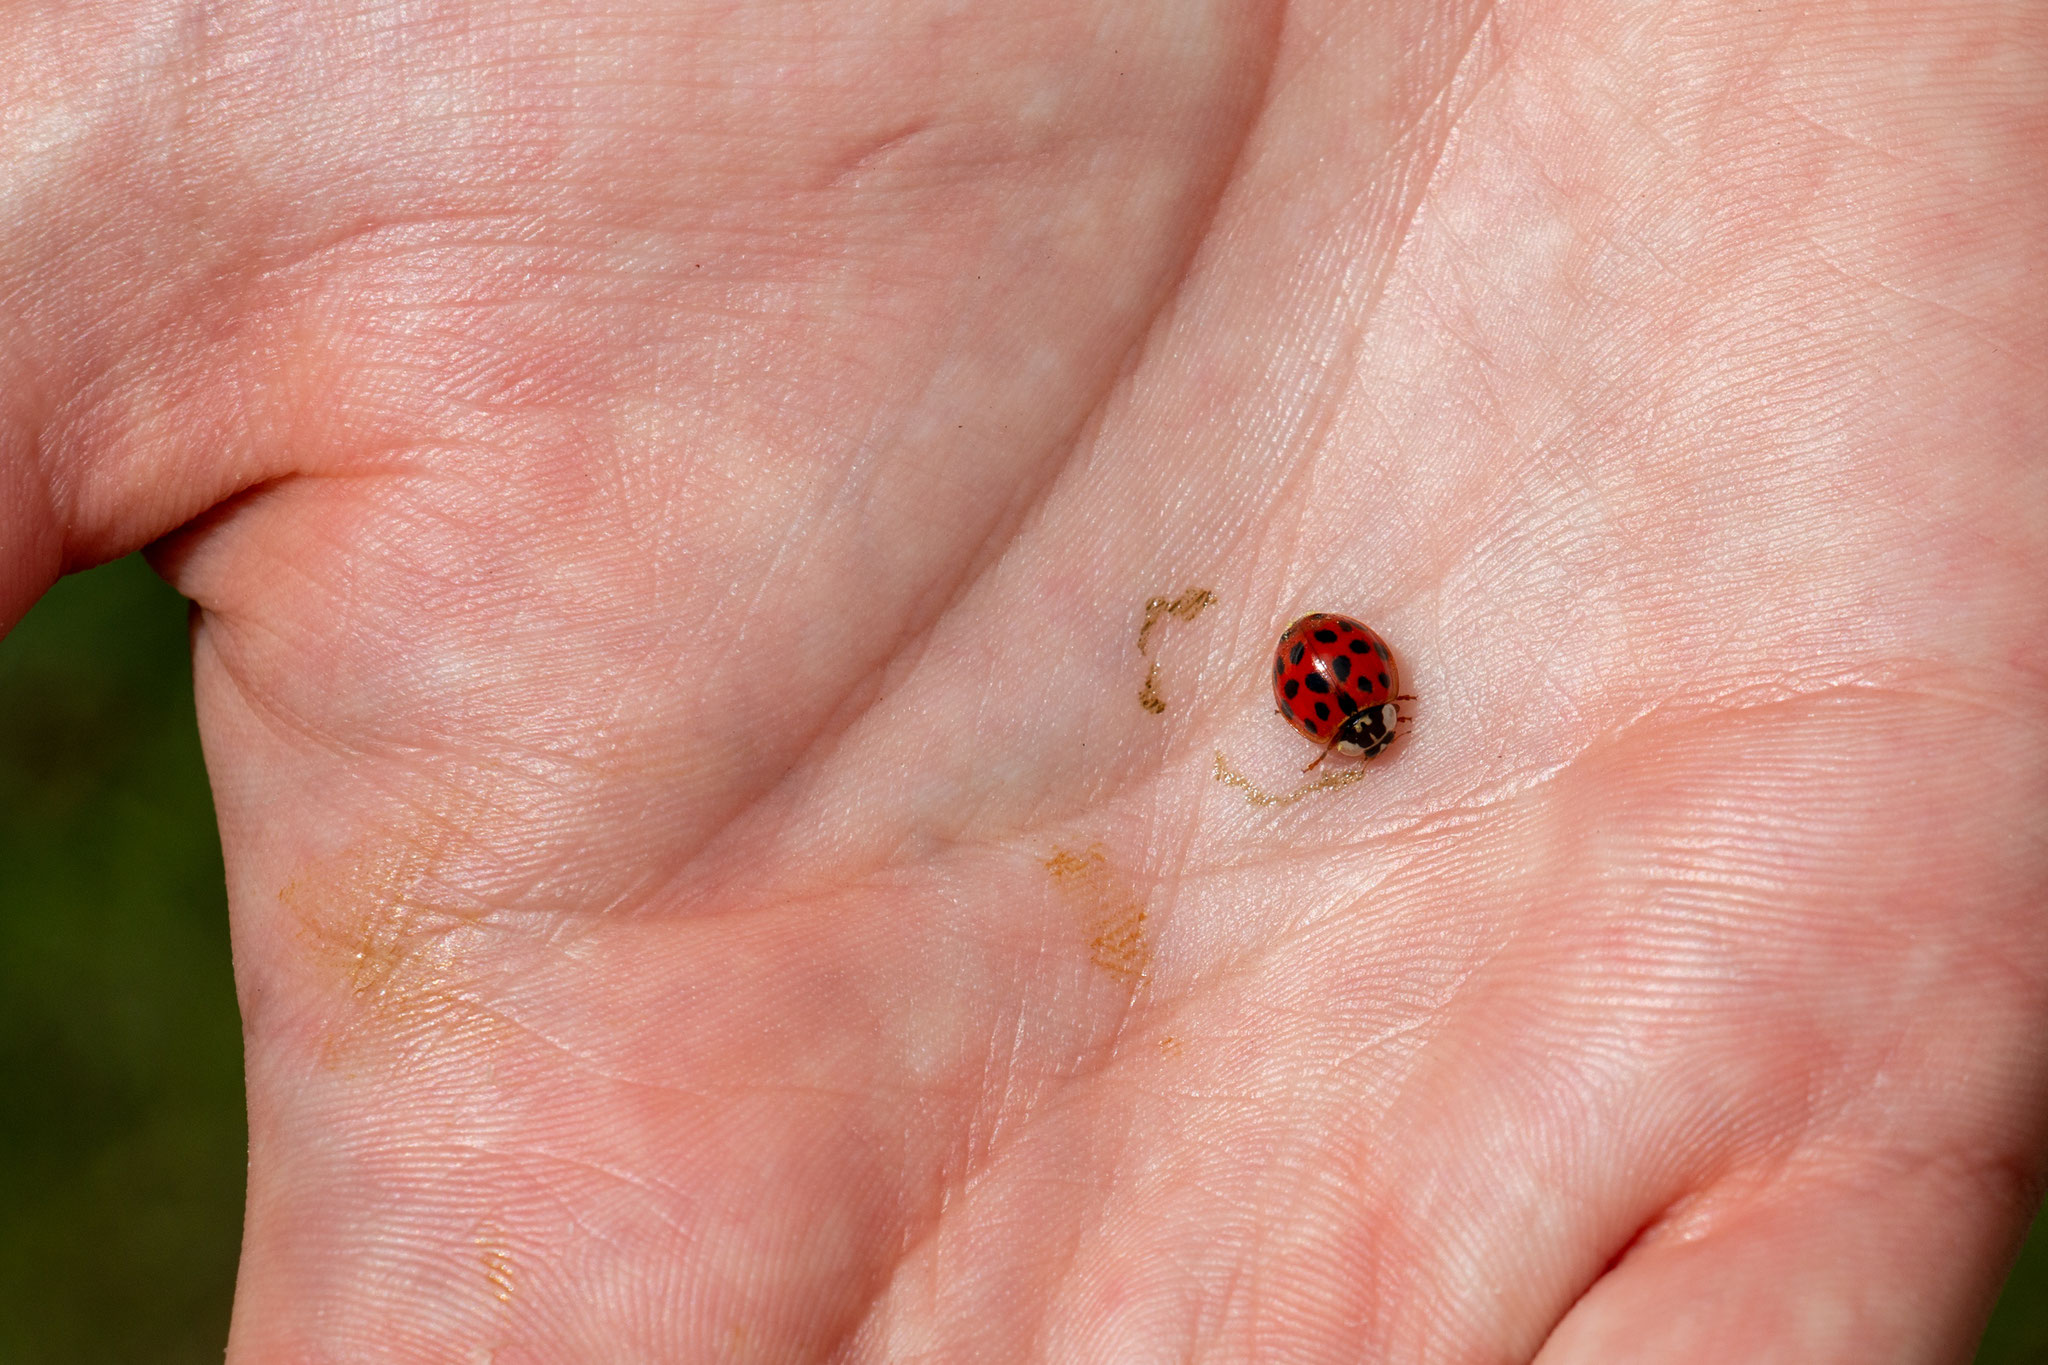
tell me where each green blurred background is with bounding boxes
[0,554,2042,1361]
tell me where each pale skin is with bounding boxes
[2,0,2044,1360]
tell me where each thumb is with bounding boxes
[1537,1152,2041,1365]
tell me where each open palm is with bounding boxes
[6,0,2044,1359]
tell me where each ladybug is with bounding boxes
[1271,613,1402,770]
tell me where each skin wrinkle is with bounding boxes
[806,650,2007,1358]
[855,945,1168,1338]
[1088,6,1511,660]
[552,855,1130,1203]
[1197,675,1922,887]
[847,866,1424,1359]
[626,51,1292,900]
[1177,690,1959,1050]
[397,80,1286,916]
[929,679,1982,1358]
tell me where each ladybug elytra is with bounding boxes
[1271,613,1401,770]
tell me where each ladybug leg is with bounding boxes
[1301,734,1340,772]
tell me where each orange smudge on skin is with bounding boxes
[278,822,502,1066]
[1211,749,1369,807]
[1137,661,1166,714]
[1044,844,1152,984]
[1136,588,1216,656]
[476,1222,515,1305]
[1135,587,1215,713]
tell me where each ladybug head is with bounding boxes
[1334,700,1400,758]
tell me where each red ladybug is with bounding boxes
[1272,613,1401,770]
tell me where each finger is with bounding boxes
[1535,1151,2042,1365]
[0,433,55,629]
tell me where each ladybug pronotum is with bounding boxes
[1271,613,1401,770]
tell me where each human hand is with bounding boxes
[3,0,2042,1359]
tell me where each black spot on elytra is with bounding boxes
[1378,672,1390,688]
[1374,642,1388,659]
[1315,701,1331,721]
[1274,656,1283,675]
[1304,673,1331,695]
[1289,641,1305,666]
[1314,629,1338,643]
[1331,654,1351,682]
[1338,691,1359,715]
[1349,638,1369,654]
[1284,679,1299,699]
